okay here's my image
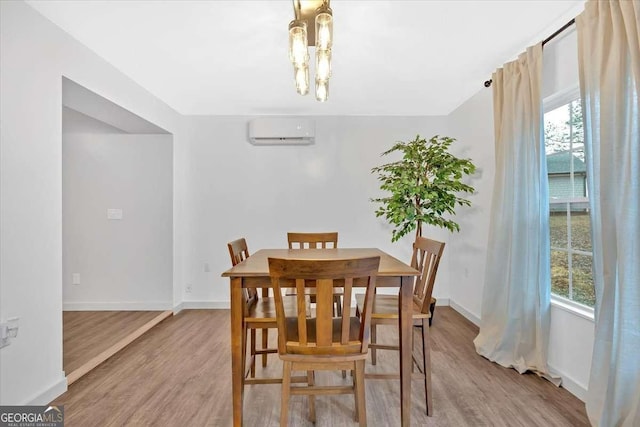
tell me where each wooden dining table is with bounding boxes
[221,248,420,427]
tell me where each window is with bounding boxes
[544,93,595,307]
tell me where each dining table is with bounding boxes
[221,247,420,427]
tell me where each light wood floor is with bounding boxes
[53,307,589,426]
[63,311,170,383]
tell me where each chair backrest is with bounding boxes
[227,238,258,310]
[287,232,338,249]
[411,236,445,315]
[268,257,380,356]
[228,237,250,266]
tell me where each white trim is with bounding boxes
[543,85,580,112]
[173,302,184,315]
[551,296,595,321]
[434,297,450,306]
[63,301,173,311]
[25,374,67,405]
[449,300,480,326]
[549,364,589,402]
[179,301,230,310]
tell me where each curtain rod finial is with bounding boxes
[484,79,493,88]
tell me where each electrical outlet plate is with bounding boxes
[7,317,19,338]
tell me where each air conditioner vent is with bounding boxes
[248,118,315,145]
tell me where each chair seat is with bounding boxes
[355,294,433,320]
[247,295,302,325]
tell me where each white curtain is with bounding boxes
[577,1,640,426]
[474,44,556,380]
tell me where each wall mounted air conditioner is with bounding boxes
[248,117,315,145]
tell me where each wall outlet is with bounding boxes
[107,208,123,220]
[204,263,210,273]
[72,273,81,285]
[186,285,192,294]
[0,317,19,348]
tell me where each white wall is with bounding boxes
[542,29,579,99]
[62,134,173,310]
[446,88,496,323]
[62,107,126,134]
[183,116,452,305]
[0,1,184,405]
[446,87,595,400]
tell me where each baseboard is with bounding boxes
[63,301,173,311]
[434,297,450,306]
[66,310,172,385]
[449,300,481,326]
[173,302,184,315]
[548,365,588,402]
[447,300,588,402]
[26,374,67,405]
[178,301,230,310]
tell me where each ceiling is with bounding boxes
[27,0,585,116]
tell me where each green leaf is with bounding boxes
[370,134,477,242]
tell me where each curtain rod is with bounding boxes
[483,18,576,88]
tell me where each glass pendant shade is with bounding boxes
[315,49,331,81]
[288,21,309,67]
[315,9,333,50]
[289,1,332,101]
[315,79,329,102]
[295,66,309,95]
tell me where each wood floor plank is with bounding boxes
[53,308,589,426]
[63,311,169,377]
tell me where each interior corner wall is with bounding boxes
[0,0,183,405]
[182,115,452,306]
[446,87,594,400]
[62,133,173,310]
[446,88,495,323]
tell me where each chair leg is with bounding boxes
[242,325,248,380]
[429,297,436,327]
[354,359,367,427]
[307,370,316,423]
[337,295,345,378]
[261,328,269,367]
[250,328,256,378]
[371,323,377,365]
[421,319,432,416]
[281,361,292,427]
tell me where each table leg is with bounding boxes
[398,275,413,427]
[231,277,245,427]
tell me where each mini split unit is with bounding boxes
[248,117,315,145]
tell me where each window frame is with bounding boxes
[543,85,595,319]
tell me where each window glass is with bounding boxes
[545,99,595,307]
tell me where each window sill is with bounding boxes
[551,295,595,322]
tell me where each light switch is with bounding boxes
[72,273,81,285]
[107,208,123,220]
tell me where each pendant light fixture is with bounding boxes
[288,0,333,102]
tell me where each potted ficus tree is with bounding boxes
[371,134,476,324]
[371,134,477,242]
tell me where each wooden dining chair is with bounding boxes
[287,231,339,249]
[355,236,445,416]
[228,238,302,383]
[287,232,342,316]
[269,256,380,427]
